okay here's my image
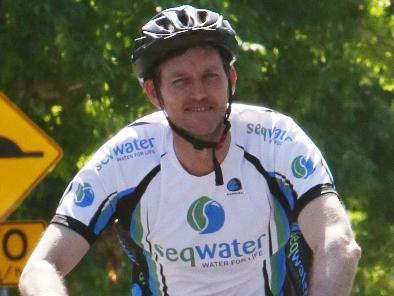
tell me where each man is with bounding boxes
[19,5,361,296]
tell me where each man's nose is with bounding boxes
[189,79,208,101]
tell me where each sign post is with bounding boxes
[0,221,45,286]
[0,92,63,221]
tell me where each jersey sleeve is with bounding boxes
[274,117,337,220]
[50,118,164,245]
[51,143,119,245]
[264,116,337,294]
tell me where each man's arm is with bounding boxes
[298,193,361,296]
[19,223,90,296]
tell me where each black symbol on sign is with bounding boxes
[2,228,28,261]
[0,136,44,158]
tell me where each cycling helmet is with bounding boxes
[132,5,238,82]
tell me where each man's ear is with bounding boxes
[229,66,237,95]
[143,80,161,109]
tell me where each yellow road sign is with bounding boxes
[0,221,46,286]
[0,92,63,221]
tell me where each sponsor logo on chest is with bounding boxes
[154,196,266,269]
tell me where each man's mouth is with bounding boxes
[186,106,213,112]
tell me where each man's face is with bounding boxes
[145,47,236,139]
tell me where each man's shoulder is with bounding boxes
[231,103,295,127]
[230,103,298,148]
[128,110,168,127]
[110,110,168,144]
[89,111,168,172]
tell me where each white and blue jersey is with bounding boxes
[53,103,336,296]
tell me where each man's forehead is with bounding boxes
[160,47,223,74]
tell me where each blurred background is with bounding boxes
[1,0,393,295]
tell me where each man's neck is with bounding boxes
[172,130,231,176]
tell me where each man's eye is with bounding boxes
[173,78,187,86]
[205,73,219,79]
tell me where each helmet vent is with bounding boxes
[178,11,190,27]
[197,11,208,24]
[156,17,174,32]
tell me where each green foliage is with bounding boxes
[1,0,393,294]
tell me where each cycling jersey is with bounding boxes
[52,103,337,296]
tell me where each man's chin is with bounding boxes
[186,126,224,141]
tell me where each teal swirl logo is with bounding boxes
[74,182,94,207]
[291,155,316,179]
[227,178,242,192]
[187,197,225,234]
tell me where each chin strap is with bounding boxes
[167,118,230,186]
[167,118,230,150]
[211,140,225,186]
[156,77,233,186]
